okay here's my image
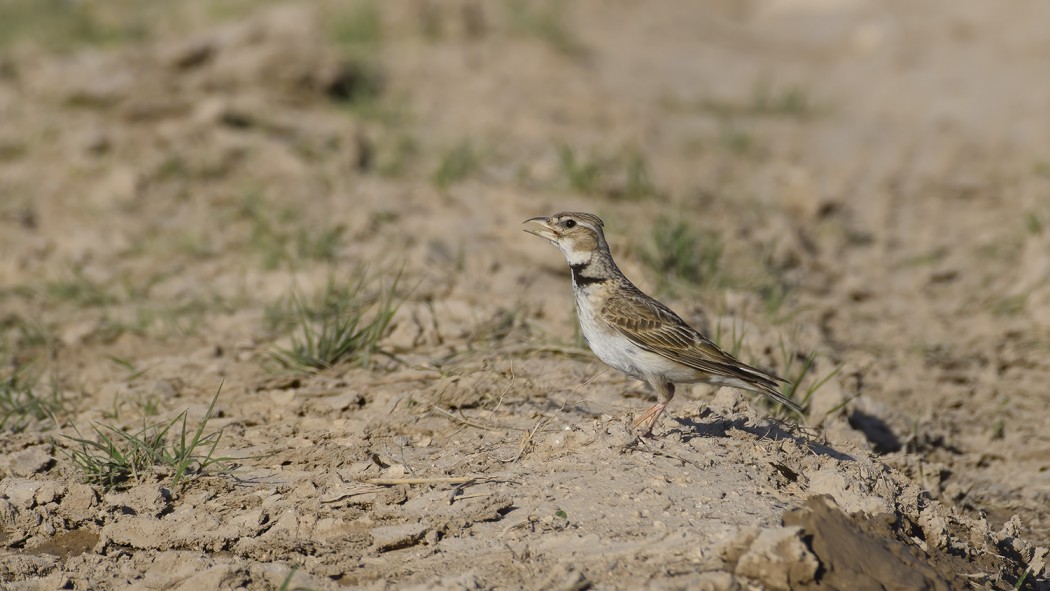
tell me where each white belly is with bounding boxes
[575,293,699,384]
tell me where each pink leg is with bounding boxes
[631,402,667,436]
[630,381,675,437]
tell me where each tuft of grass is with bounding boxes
[268,270,404,372]
[1024,211,1044,235]
[900,248,946,268]
[106,392,163,422]
[757,282,792,321]
[749,84,817,118]
[131,296,215,339]
[278,566,301,591]
[700,82,819,120]
[325,1,387,113]
[0,0,150,52]
[717,123,765,159]
[295,225,345,263]
[621,151,657,201]
[556,144,658,200]
[750,244,797,322]
[240,192,346,269]
[637,219,795,319]
[242,191,298,269]
[377,133,420,178]
[325,58,385,112]
[88,291,239,342]
[432,141,479,190]
[63,386,229,491]
[1022,203,1050,239]
[0,364,68,433]
[0,1,279,54]
[991,418,1006,441]
[771,338,843,420]
[1034,161,1050,179]
[0,139,27,161]
[557,144,603,194]
[640,217,724,291]
[1013,565,1031,591]
[416,2,444,41]
[992,293,1028,317]
[1,314,53,353]
[711,317,747,359]
[329,0,381,48]
[470,306,530,345]
[45,271,118,307]
[505,0,585,58]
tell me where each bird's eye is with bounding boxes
[564,219,577,228]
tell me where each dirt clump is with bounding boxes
[2,1,1050,589]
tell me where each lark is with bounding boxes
[524,212,802,436]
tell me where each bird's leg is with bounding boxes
[631,403,665,436]
[631,382,675,437]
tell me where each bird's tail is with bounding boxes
[721,365,805,416]
[754,380,804,415]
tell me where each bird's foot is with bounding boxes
[631,402,667,436]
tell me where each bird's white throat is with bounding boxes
[559,243,592,266]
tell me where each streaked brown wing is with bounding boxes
[603,288,802,414]
[602,291,743,375]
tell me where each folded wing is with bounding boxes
[603,291,802,414]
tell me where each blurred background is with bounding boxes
[1,0,1049,548]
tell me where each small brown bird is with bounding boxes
[524,212,802,436]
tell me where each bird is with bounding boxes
[523,211,802,437]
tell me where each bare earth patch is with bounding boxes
[1,1,1049,589]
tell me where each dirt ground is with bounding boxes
[2,1,1050,589]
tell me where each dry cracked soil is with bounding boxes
[1,1,1049,589]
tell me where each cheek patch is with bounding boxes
[559,231,597,265]
[575,232,598,252]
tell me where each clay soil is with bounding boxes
[1,1,1049,589]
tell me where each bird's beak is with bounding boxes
[523,216,558,242]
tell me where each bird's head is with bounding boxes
[523,212,607,266]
